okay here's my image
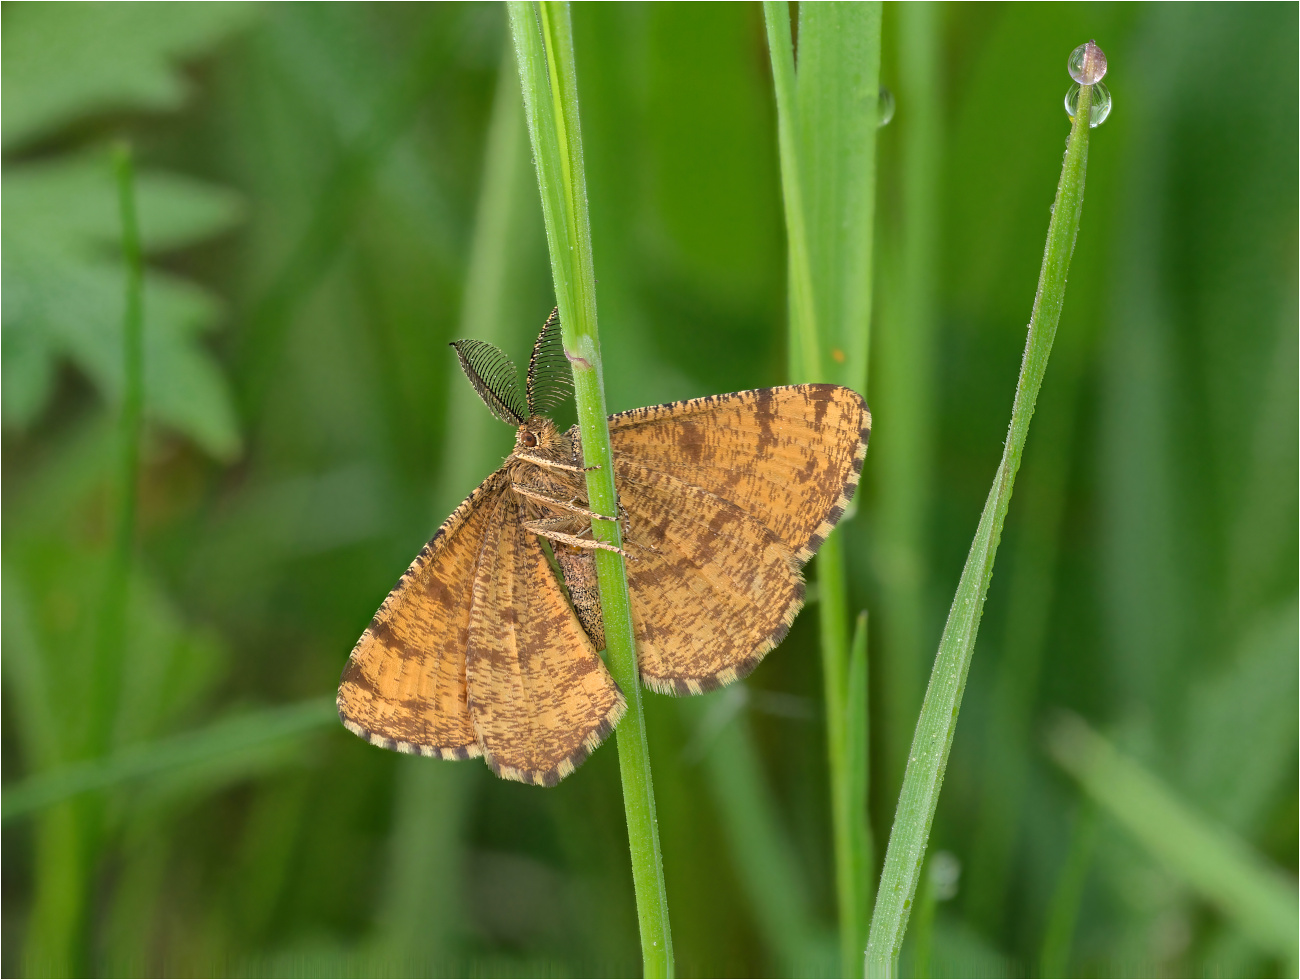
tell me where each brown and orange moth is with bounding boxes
[338,310,870,785]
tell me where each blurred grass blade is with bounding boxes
[509,4,674,975]
[1047,712,1300,964]
[1038,803,1099,978]
[695,694,827,974]
[237,17,446,422]
[794,2,882,396]
[865,73,1098,977]
[2,698,338,822]
[845,610,873,908]
[764,5,882,972]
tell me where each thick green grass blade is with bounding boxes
[509,4,673,975]
[865,68,1098,977]
[764,5,882,972]
[873,0,939,816]
[1047,712,1300,966]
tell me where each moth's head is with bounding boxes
[514,416,565,455]
[450,307,573,428]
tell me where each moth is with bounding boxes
[338,309,870,785]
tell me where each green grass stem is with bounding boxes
[1047,712,1300,967]
[91,143,145,758]
[508,5,673,975]
[764,4,882,972]
[864,76,1097,977]
[965,344,1083,934]
[763,1,822,385]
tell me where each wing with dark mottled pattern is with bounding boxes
[337,473,504,759]
[617,462,805,695]
[608,384,870,564]
[466,490,626,785]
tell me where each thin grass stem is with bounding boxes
[508,4,673,976]
[763,1,822,384]
[864,71,1098,977]
[92,143,145,758]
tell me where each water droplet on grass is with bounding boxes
[1064,82,1112,128]
[1068,40,1108,84]
[878,87,895,127]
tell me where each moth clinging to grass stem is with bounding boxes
[338,309,870,785]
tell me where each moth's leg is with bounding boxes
[512,483,616,523]
[524,518,626,557]
[513,451,600,474]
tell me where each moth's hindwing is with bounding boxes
[466,490,626,786]
[608,384,870,564]
[337,473,505,759]
[617,462,804,695]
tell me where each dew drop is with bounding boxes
[1064,81,1112,128]
[1067,40,1108,85]
[877,87,895,127]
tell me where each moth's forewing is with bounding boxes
[617,463,804,694]
[607,384,870,692]
[337,473,505,758]
[466,490,626,786]
[608,384,870,562]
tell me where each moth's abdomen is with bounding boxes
[554,545,606,651]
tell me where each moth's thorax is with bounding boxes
[511,416,572,462]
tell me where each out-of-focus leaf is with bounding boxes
[4,158,245,254]
[2,697,338,821]
[3,157,243,458]
[5,418,228,767]
[1047,711,1299,963]
[1184,601,1299,835]
[1,1,258,151]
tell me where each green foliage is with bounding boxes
[1,2,256,152]
[1048,713,1299,965]
[2,0,250,459]
[2,4,1295,978]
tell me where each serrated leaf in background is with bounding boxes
[2,1,258,152]
[3,158,244,458]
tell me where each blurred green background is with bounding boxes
[2,2,1295,977]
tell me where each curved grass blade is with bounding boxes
[864,68,1099,977]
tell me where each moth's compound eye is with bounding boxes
[521,430,538,449]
